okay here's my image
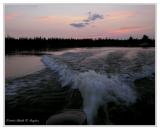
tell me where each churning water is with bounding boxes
[5,47,155,125]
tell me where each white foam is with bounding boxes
[73,70,136,124]
[42,55,77,87]
[42,55,137,124]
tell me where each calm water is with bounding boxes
[5,47,155,125]
[5,55,45,79]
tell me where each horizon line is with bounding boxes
[5,35,155,40]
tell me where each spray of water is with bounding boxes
[42,55,138,124]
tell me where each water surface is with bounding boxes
[5,47,155,125]
[5,55,45,79]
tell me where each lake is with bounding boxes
[5,47,155,125]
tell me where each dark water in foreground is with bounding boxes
[5,47,155,125]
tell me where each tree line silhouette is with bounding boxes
[5,35,155,54]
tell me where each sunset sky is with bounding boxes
[5,4,155,39]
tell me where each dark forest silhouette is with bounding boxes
[5,35,155,54]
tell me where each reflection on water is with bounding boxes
[5,55,45,79]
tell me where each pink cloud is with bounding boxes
[36,15,68,25]
[5,12,19,21]
[107,11,135,21]
[35,15,64,25]
[36,15,85,25]
[112,26,144,34]
[37,16,54,21]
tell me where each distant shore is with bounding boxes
[5,35,155,54]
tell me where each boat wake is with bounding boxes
[42,52,148,124]
[42,48,154,124]
[5,48,155,125]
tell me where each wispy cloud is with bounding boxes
[5,12,19,21]
[70,12,104,28]
[70,22,88,28]
[113,26,144,34]
[107,11,135,21]
[36,15,85,25]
